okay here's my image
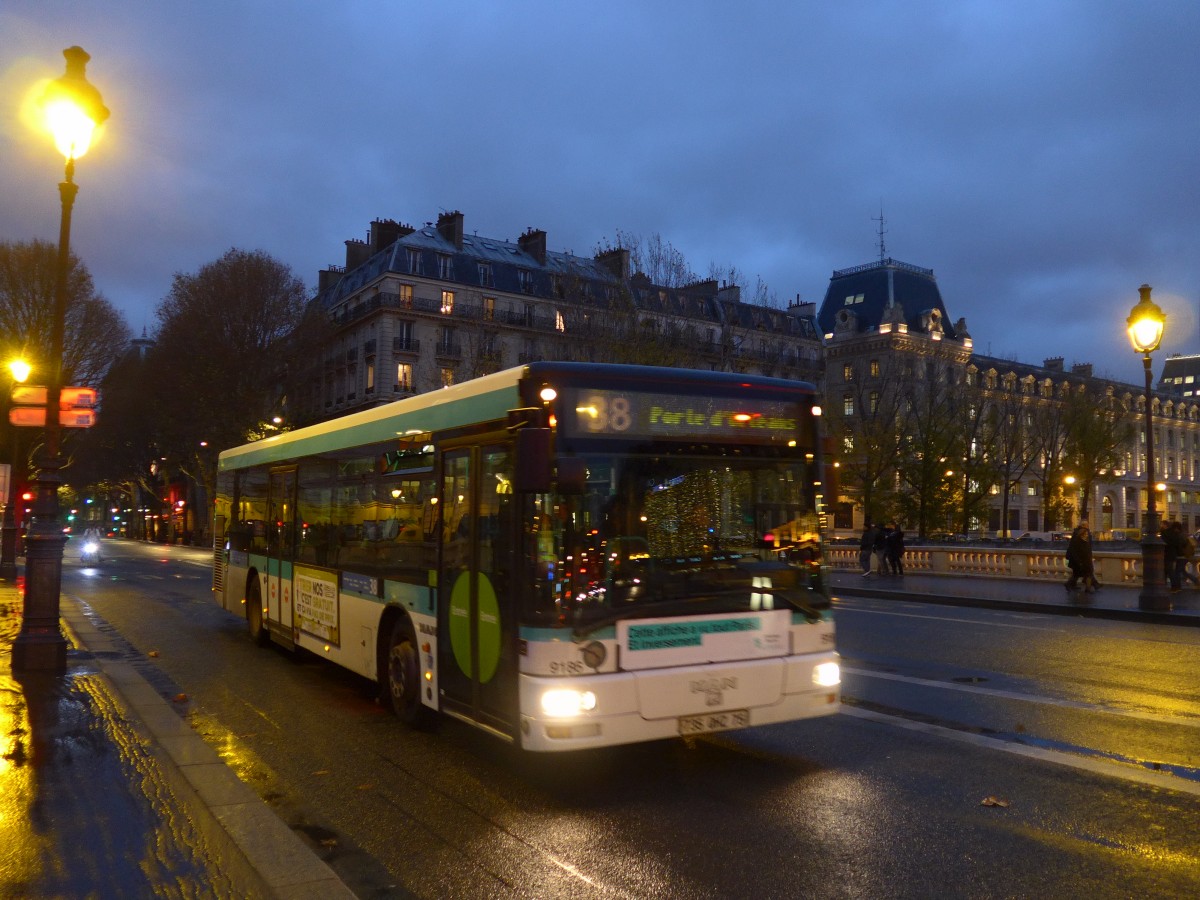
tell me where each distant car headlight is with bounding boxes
[540,688,597,718]
[813,662,841,687]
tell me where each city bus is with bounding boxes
[212,362,839,751]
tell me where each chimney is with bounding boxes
[1044,357,1064,372]
[436,210,464,249]
[370,218,414,254]
[596,247,630,280]
[518,228,547,264]
[1071,362,1093,377]
[318,267,344,293]
[345,237,370,271]
[717,284,741,305]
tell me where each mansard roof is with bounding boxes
[315,224,617,311]
[816,257,957,340]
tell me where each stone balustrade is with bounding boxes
[825,545,1145,586]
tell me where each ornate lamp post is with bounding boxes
[12,47,109,671]
[1,359,32,581]
[1126,284,1170,612]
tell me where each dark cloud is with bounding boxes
[2,0,1197,384]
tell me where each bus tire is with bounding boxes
[383,617,428,727]
[246,577,269,647]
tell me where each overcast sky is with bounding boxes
[2,1,1198,386]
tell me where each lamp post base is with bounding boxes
[11,523,68,672]
[1138,536,1171,611]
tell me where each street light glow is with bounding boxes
[1126,284,1165,356]
[40,47,109,160]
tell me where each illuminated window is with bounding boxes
[843,363,855,381]
[440,367,455,388]
[398,284,413,307]
[869,391,879,414]
[843,395,854,416]
[869,359,880,377]
[365,357,375,393]
[441,290,455,314]
[555,310,566,332]
[483,296,495,320]
[396,362,412,391]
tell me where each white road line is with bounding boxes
[841,705,1200,798]
[843,665,1200,728]
[834,602,1050,630]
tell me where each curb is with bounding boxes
[831,582,1200,627]
[59,595,357,900]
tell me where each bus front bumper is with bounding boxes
[517,652,840,752]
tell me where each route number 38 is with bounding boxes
[580,395,632,433]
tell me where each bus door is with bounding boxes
[266,466,297,641]
[437,441,518,736]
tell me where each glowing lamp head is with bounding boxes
[41,46,108,161]
[8,359,31,383]
[1126,284,1165,355]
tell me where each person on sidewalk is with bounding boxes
[1064,524,1096,593]
[873,524,888,574]
[1162,520,1184,592]
[884,523,905,575]
[859,523,878,576]
[1177,527,1200,587]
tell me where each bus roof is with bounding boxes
[219,365,528,472]
[218,362,818,471]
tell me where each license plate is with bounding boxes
[678,709,750,736]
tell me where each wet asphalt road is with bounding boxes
[51,541,1200,898]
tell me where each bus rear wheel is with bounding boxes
[247,578,268,647]
[383,617,428,727]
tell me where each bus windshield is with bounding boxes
[526,451,828,633]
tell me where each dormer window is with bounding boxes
[844,293,864,305]
[518,269,534,294]
[406,249,423,274]
[437,254,454,280]
[478,262,493,286]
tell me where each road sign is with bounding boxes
[9,407,96,428]
[11,385,98,409]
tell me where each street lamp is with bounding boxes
[1,359,32,581]
[12,47,108,671]
[1126,283,1170,611]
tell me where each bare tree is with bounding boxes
[146,248,311,536]
[0,238,130,388]
[1063,384,1135,523]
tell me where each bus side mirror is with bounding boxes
[556,457,587,495]
[515,428,552,492]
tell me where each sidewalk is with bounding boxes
[830,567,1200,627]
[0,578,356,899]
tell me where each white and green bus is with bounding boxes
[212,362,839,751]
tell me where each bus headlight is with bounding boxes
[541,688,597,718]
[813,662,841,687]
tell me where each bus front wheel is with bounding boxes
[246,578,268,647]
[383,617,428,727]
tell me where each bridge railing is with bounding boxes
[825,545,1144,586]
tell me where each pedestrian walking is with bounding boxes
[885,523,905,575]
[1178,527,1199,587]
[1162,520,1184,592]
[1064,524,1096,593]
[859,523,878,576]
[873,524,888,574]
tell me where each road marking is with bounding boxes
[834,602,1049,630]
[841,705,1200,797]
[842,666,1200,728]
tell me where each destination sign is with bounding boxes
[562,388,806,444]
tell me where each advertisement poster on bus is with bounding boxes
[294,565,340,645]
